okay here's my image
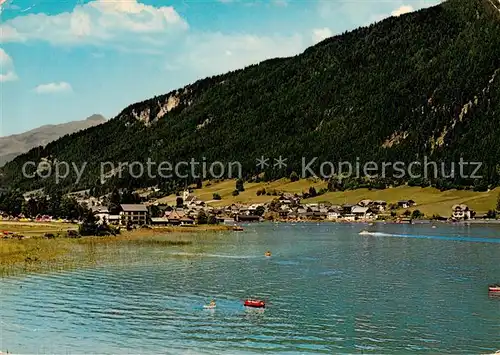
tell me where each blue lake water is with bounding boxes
[1,222,500,354]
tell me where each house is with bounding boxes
[107,215,120,225]
[452,204,475,220]
[279,210,290,218]
[327,208,341,220]
[288,211,299,220]
[180,216,195,225]
[279,195,292,205]
[120,204,149,226]
[343,214,356,222]
[342,204,354,214]
[216,214,235,224]
[166,210,185,225]
[151,217,170,226]
[314,211,327,219]
[194,200,205,207]
[372,200,387,212]
[358,199,373,207]
[352,206,372,220]
[91,206,109,224]
[398,200,416,209]
[235,215,260,222]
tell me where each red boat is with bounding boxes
[244,299,265,308]
[488,284,500,292]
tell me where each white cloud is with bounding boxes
[391,5,414,16]
[312,27,332,44]
[0,0,188,46]
[318,1,439,28]
[173,32,306,77]
[0,47,17,82]
[0,71,17,82]
[35,82,72,94]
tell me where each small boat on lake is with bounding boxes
[244,299,265,308]
[203,300,216,309]
[233,226,244,231]
[264,251,271,257]
[488,284,500,292]
[359,230,371,235]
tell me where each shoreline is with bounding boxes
[266,218,500,225]
[0,224,233,275]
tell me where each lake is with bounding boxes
[1,222,499,354]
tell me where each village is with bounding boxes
[1,187,482,229]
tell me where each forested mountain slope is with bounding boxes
[3,0,500,194]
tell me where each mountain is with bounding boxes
[0,114,106,167]
[3,0,500,193]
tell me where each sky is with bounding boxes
[0,0,441,136]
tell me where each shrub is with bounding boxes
[213,193,221,200]
[197,210,208,224]
[236,179,245,192]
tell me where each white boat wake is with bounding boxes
[169,252,259,259]
[358,231,500,244]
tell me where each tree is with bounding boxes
[256,188,266,196]
[268,199,280,212]
[308,187,317,197]
[207,215,218,225]
[290,171,299,182]
[232,190,239,196]
[197,210,208,224]
[411,210,423,219]
[150,205,161,218]
[212,193,221,200]
[255,206,265,216]
[496,193,500,211]
[24,198,40,218]
[108,188,122,215]
[196,179,203,189]
[79,210,98,236]
[236,179,245,192]
[486,210,497,219]
[403,210,411,217]
[176,197,184,208]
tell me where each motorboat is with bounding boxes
[488,284,500,292]
[233,226,244,231]
[358,230,371,235]
[264,251,272,257]
[244,299,265,308]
